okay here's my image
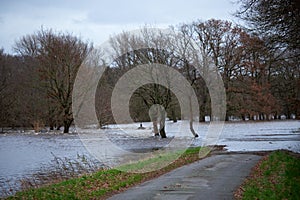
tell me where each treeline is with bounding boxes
[0,1,299,133]
[95,19,299,127]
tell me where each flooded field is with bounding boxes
[101,120,300,153]
[0,120,299,196]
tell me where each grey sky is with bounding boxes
[0,0,239,54]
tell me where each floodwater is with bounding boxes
[0,134,92,196]
[0,120,299,196]
[102,120,300,153]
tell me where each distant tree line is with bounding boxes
[0,0,299,133]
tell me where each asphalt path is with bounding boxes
[108,153,262,200]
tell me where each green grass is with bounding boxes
[240,150,300,200]
[8,169,143,200]
[7,147,206,200]
[117,149,186,173]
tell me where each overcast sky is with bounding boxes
[0,0,240,54]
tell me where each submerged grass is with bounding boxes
[235,150,300,200]
[7,146,211,200]
[117,149,186,173]
[0,154,102,198]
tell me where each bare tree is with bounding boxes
[168,25,201,136]
[0,49,14,131]
[236,0,300,51]
[111,28,177,138]
[236,0,300,119]
[15,28,92,133]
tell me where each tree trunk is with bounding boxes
[286,112,291,119]
[225,113,230,121]
[189,120,198,137]
[241,115,246,121]
[63,119,73,133]
[171,109,177,123]
[189,96,198,137]
[153,120,159,136]
[63,121,70,133]
[159,108,167,138]
[199,112,205,122]
[159,126,166,138]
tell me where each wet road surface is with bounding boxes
[108,153,262,200]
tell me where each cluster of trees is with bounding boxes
[0,0,299,133]
[0,30,92,133]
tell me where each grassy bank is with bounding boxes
[235,150,300,200]
[7,146,211,200]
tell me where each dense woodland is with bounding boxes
[0,0,299,133]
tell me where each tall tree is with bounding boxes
[15,28,92,133]
[236,0,300,51]
[236,0,300,119]
[189,19,245,120]
[108,29,181,138]
[0,49,14,131]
